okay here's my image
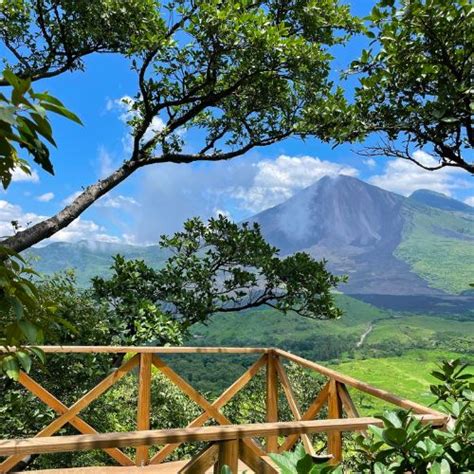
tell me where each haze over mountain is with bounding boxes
[27,175,474,309]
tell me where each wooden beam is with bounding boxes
[0,416,446,457]
[150,354,267,464]
[15,371,134,466]
[136,353,152,466]
[337,383,360,419]
[275,349,444,416]
[327,379,343,464]
[215,439,239,473]
[151,355,266,462]
[179,443,219,473]
[8,346,270,354]
[275,360,315,456]
[266,351,279,453]
[279,382,330,453]
[0,355,139,473]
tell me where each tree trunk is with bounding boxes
[1,160,140,253]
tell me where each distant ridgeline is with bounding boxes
[25,176,474,310]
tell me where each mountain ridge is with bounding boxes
[26,175,474,297]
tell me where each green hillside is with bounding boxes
[26,241,169,287]
[396,202,474,294]
[168,294,474,398]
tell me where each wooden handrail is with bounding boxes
[275,348,445,416]
[0,346,450,473]
[2,346,270,354]
[0,415,447,457]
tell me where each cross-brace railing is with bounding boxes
[0,346,448,473]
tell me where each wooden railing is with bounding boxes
[0,346,448,473]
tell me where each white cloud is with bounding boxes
[0,200,43,238]
[368,151,470,196]
[213,208,232,219]
[363,158,376,168]
[130,154,359,242]
[464,196,474,207]
[11,167,39,183]
[96,195,139,209]
[0,199,120,244]
[231,154,359,213]
[36,192,55,202]
[49,218,120,244]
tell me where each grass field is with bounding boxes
[331,349,474,414]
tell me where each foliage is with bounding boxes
[1,0,362,252]
[350,0,474,173]
[274,359,473,473]
[0,68,81,188]
[0,247,60,379]
[92,216,345,345]
[271,444,339,474]
[0,0,162,82]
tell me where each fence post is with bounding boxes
[327,378,342,464]
[136,352,152,466]
[215,439,239,473]
[266,350,279,453]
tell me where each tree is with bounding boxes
[350,0,473,173]
[0,0,361,252]
[0,69,81,188]
[92,215,345,348]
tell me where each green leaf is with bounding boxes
[429,459,451,474]
[382,427,407,447]
[42,103,83,125]
[2,355,20,380]
[29,347,46,364]
[18,319,39,344]
[15,350,32,373]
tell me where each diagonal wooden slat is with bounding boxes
[151,354,266,462]
[0,354,139,473]
[150,354,267,464]
[278,382,330,453]
[275,360,315,456]
[178,442,219,473]
[337,383,360,419]
[14,371,134,466]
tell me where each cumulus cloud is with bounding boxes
[368,151,470,196]
[130,154,359,242]
[231,155,358,213]
[0,199,119,244]
[12,167,40,183]
[36,192,55,202]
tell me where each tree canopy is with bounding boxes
[1,0,361,252]
[92,216,345,346]
[350,0,473,173]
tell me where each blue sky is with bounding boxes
[1,1,473,245]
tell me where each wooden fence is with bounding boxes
[0,346,448,473]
